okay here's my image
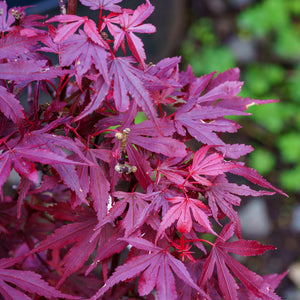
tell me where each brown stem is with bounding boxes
[67,0,77,15]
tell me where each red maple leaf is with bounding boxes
[0,33,41,61]
[74,56,159,126]
[0,257,78,299]
[75,140,111,221]
[188,145,236,186]
[108,191,154,236]
[47,14,108,47]
[0,60,70,82]
[59,29,109,82]
[156,156,193,188]
[199,222,280,300]
[156,194,215,242]
[89,237,209,300]
[0,86,25,124]
[104,0,156,68]
[174,104,243,155]
[205,174,274,238]
[79,0,122,12]
[29,215,98,287]
[128,119,187,158]
[0,2,15,32]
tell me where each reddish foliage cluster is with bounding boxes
[0,1,287,299]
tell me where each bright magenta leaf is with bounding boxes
[156,195,215,241]
[0,60,70,81]
[79,0,122,12]
[60,30,109,82]
[0,86,25,123]
[188,146,236,186]
[105,0,156,68]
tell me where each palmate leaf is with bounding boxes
[47,14,109,47]
[199,223,280,300]
[205,174,275,238]
[29,217,98,287]
[109,191,153,236]
[89,237,209,300]
[109,56,157,120]
[56,226,99,288]
[0,34,41,60]
[0,86,25,124]
[120,118,186,189]
[0,60,70,81]
[105,0,156,68]
[76,141,111,221]
[17,130,96,204]
[0,139,88,204]
[79,0,122,12]
[229,163,287,196]
[174,105,242,154]
[31,217,97,254]
[59,30,109,82]
[128,119,187,158]
[237,271,288,299]
[0,262,78,300]
[0,148,39,194]
[74,56,160,126]
[156,157,193,188]
[156,195,215,241]
[0,1,14,32]
[188,145,236,186]
[85,225,127,276]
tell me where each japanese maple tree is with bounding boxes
[0,0,287,299]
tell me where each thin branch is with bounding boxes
[67,0,78,15]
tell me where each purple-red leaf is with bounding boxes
[205,174,274,238]
[156,195,215,241]
[0,86,24,124]
[79,0,122,12]
[128,119,187,158]
[110,191,152,236]
[0,60,70,81]
[0,2,15,32]
[107,0,156,67]
[199,223,280,300]
[60,30,109,82]
[230,164,287,196]
[0,268,78,299]
[188,146,236,186]
[89,237,208,300]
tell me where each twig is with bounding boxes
[67,0,77,15]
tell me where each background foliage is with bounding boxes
[181,0,300,297]
[182,0,300,192]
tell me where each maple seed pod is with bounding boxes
[114,164,123,173]
[11,9,23,20]
[115,132,123,141]
[114,163,137,174]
